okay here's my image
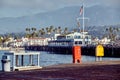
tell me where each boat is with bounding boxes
[48,32,92,47]
[24,4,120,57]
[48,4,92,47]
[25,4,93,54]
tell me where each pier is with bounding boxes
[0,61,120,80]
[25,45,120,57]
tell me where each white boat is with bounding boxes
[48,32,92,47]
[48,4,92,47]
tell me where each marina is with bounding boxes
[23,3,120,57]
[0,0,120,80]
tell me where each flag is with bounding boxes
[80,5,83,15]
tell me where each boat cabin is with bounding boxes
[48,32,92,47]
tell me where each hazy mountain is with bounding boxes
[0,5,120,34]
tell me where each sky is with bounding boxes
[0,0,120,18]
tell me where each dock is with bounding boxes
[0,61,120,80]
[25,45,120,57]
[2,50,41,71]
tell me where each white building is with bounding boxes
[9,38,26,48]
[26,37,50,46]
[100,37,111,45]
[92,37,111,45]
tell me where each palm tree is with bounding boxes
[38,30,42,37]
[64,27,68,34]
[0,36,3,44]
[106,27,113,40]
[41,28,45,32]
[49,25,54,34]
[53,28,57,33]
[31,27,36,32]
[50,25,54,30]
[46,27,49,34]
[58,26,62,34]
[26,28,30,34]
[31,27,37,37]
[116,27,119,32]
[25,28,31,38]
[2,36,10,43]
[39,28,46,37]
[55,28,58,33]
[106,27,119,41]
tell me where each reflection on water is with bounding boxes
[0,51,120,70]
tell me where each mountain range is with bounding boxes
[0,5,120,34]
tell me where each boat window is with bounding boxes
[85,42,87,44]
[85,36,88,39]
[74,36,81,39]
[57,36,65,39]
[79,41,82,44]
[78,36,81,39]
[75,41,78,44]
[67,36,71,39]
[74,36,77,39]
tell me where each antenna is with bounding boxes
[76,3,89,46]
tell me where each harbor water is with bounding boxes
[0,50,120,70]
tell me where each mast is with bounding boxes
[82,3,85,46]
[83,3,85,35]
[76,3,89,46]
[77,4,86,33]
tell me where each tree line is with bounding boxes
[105,27,119,41]
[0,25,120,46]
[25,25,68,38]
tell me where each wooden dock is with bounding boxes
[25,45,120,57]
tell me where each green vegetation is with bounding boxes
[105,27,120,41]
[0,24,120,47]
[25,25,69,38]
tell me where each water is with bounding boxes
[0,50,120,70]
